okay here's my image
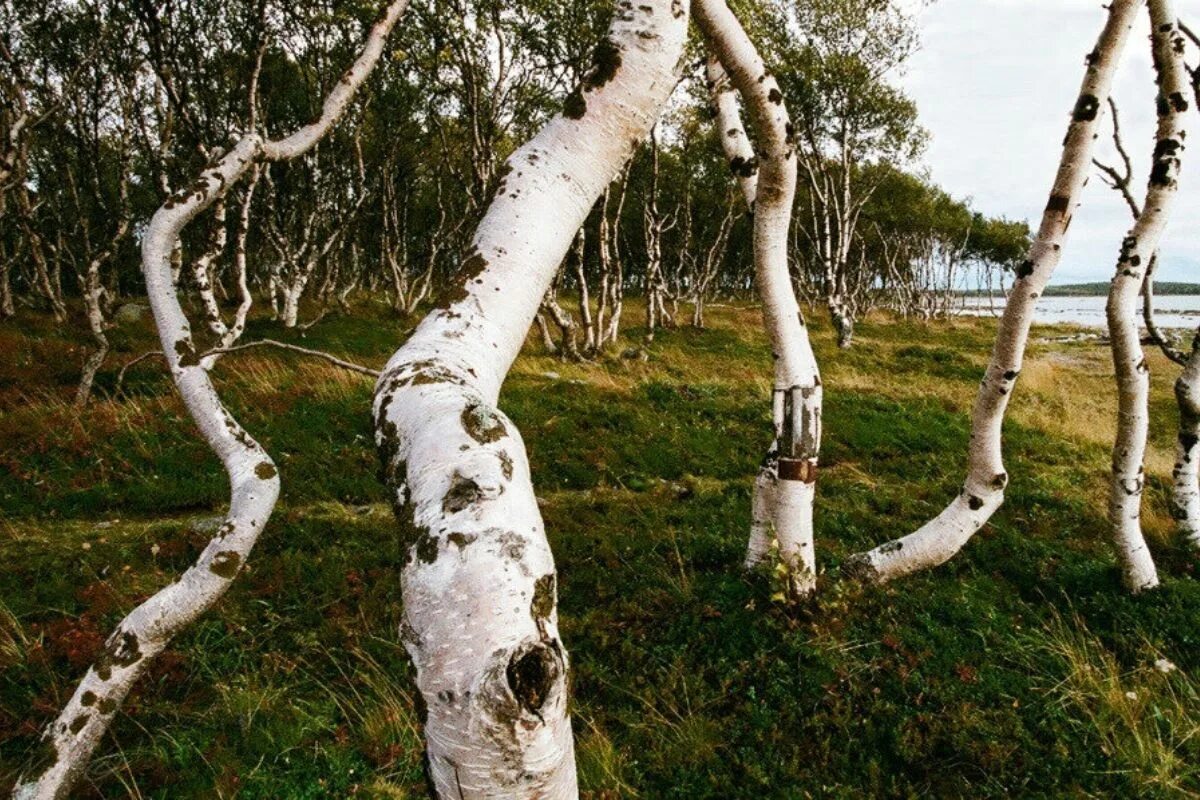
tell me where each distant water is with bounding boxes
[956,295,1200,330]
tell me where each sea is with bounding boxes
[956,295,1200,330]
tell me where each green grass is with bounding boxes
[2,298,1199,798]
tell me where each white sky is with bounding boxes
[902,0,1200,284]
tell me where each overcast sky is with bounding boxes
[902,0,1200,284]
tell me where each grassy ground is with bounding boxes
[2,299,1199,798]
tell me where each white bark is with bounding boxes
[698,2,820,597]
[225,165,260,348]
[190,197,229,339]
[373,2,687,795]
[705,56,757,207]
[844,0,1144,584]
[282,281,304,328]
[1174,335,1200,550]
[1105,0,1187,592]
[14,4,408,797]
[74,165,130,408]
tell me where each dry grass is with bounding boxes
[1031,611,1200,797]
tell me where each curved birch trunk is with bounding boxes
[844,0,1143,584]
[191,197,229,339]
[13,4,408,796]
[1096,95,1200,559]
[699,4,820,596]
[74,162,130,409]
[1104,0,1188,592]
[225,165,261,348]
[372,3,687,795]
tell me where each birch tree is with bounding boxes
[698,0,821,597]
[372,1,687,794]
[264,152,369,328]
[643,125,675,341]
[843,0,1144,584]
[1173,337,1200,552]
[1096,40,1200,563]
[768,0,925,349]
[1103,0,1188,592]
[13,4,408,796]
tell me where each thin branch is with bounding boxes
[115,349,165,393]
[199,339,380,376]
[115,338,381,395]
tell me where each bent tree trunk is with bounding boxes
[1104,0,1188,592]
[371,2,687,796]
[698,0,820,597]
[844,0,1144,583]
[12,4,409,797]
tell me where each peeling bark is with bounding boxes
[373,2,687,794]
[698,0,820,598]
[845,0,1144,584]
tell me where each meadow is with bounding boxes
[2,301,1198,798]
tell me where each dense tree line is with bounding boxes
[0,0,1028,403]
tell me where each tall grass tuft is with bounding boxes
[1033,610,1200,796]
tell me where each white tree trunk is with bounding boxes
[699,2,820,597]
[844,0,1143,584]
[1104,0,1187,592]
[73,250,118,409]
[13,4,409,796]
[1174,337,1200,550]
[281,281,305,328]
[705,56,757,206]
[224,164,261,348]
[372,3,687,795]
[191,197,230,340]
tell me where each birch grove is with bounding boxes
[371,1,687,794]
[13,0,1200,795]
